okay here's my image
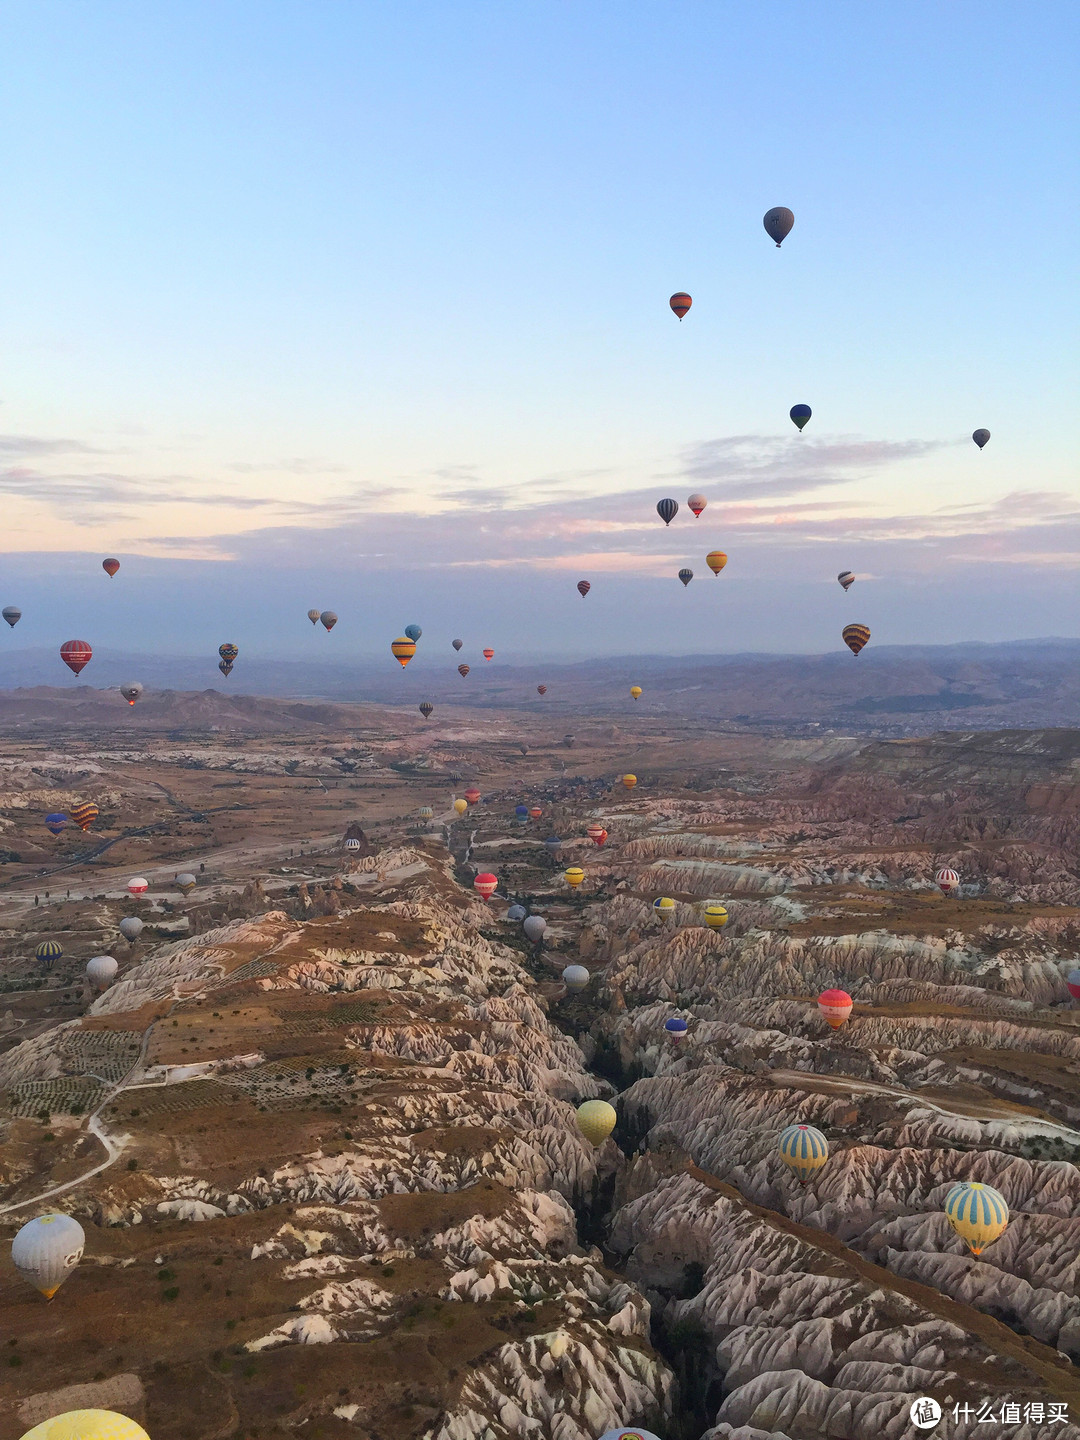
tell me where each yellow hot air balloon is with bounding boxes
[706,551,728,575]
[653,896,676,919]
[391,637,417,667]
[778,1123,829,1183]
[453,798,468,816]
[576,1099,617,1147]
[20,1413,151,1440]
[620,774,637,790]
[703,902,728,930]
[630,686,642,700]
[564,866,585,889]
[944,1181,1009,1256]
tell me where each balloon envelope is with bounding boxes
[577,580,591,598]
[817,988,853,1028]
[837,571,855,591]
[307,609,321,624]
[452,638,464,651]
[562,964,590,992]
[536,684,547,695]
[464,788,481,805]
[703,902,728,930]
[763,206,795,246]
[404,624,422,642]
[391,637,416,667]
[36,940,63,967]
[523,915,547,941]
[706,551,728,575]
[842,624,870,656]
[86,956,118,989]
[630,686,642,699]
[119,682,143,706]
[2,605,21,627]
[482,648,494,660]
[1066,968,1080,999]
[473,872,498,900]
[175,873,197,893]
[529,806,542,819]
[127,877,148,895]
[419,702,434,719]
[20,1413,151,1440]
[515,805,529,818]
[789,404,812,431]
[506,904,527,922]
[12,1212,85,1298]
[665,1017,689,1041]
[597,1430,663,1440]
[71,802,99,831]
[653,896,676,918]
[218,643,238,664]
[45,813,68,835]
[564,867,585,889]
[60,640,93,675]
[458,664,470,677]
[543,837,561,853]
[320,611,338,632]
[102,558,120,577]
[678,568,693,586]
[972,429,990,449]
[656,498,678,525]
[576,1099,617,1147]
[944,1181,1008,1255]
[118,917,144,941]
[453,798,468,816]
[669,291,692,319]
[936,867,959,895]
[778,1123,828,1182]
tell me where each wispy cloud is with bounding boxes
[677,435,951,499]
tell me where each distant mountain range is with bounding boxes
[0,639,1077,737]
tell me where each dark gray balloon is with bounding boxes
[763,207,794,247]
[523,915,547,942]
[2,606,21,628]
[506,904,527,922]
[452,638,463,651]
[972,429,990,449]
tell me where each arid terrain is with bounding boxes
[2,704,1080,1440]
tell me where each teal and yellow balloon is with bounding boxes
[943,1181,1008,1256]
[778,1123,829,1183]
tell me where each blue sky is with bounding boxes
[0,2,1076,662]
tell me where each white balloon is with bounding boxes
[561,964,590,992]
[86,956,118,990]
[12,1213,85,1298]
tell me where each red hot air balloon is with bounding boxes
[687,494,707,517]
[587,823,607,847]
[537,684,547,695]
[669,292,692,320]
[463,787,481,806]
[458,663,470,677]
[483,648,494,660]
[529,806,542,820]
[473,872,498,901]
[577,581,591,598]
[818,989,853,1029]
[60,640,93,675]
[1067,969,1080,1000]
[102,558,120,577]
[936,867,960,896]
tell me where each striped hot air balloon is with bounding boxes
[778,1123,829,1183]
[419,702,434,719]
[458,664,470,677]
[536,684,547,695]
[669,292,692,320]
[703,902,728,930]
[586,823,607,847]
[621,774,637,790]
[706,551,728,575]
[837,571,855,591]
[482,648,494,660]
[842,624,871,656]
[60,640,93,675]
[653,896,676,919]
[664,1017,688,1043]
[473,872,498,901]
[563,867,585,889]
[36,940,63,968]
[44,813,68,835]
[391,638,416,667]
[577,580,591,598]
[678,568,694,587]
[936,867,960,896]
[817,988,853,1029]
[529,806,542,819]
[944,1181,1009,1256]
[70,802,99,832]
[656,498,679,525]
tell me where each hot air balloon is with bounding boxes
[562,964,589,992]
[307,609,321,624]
[703,902,728,930]
[706,551,728,575]
[453,798,468,816]
[523,914,548,942]
[972,429,990,450]
[944,1181,1009,1256]
[543,837,561,854]
[564,867,585,889]
[127,877,148,896]
[818,988,853,1029]
[419,702,434,719]
[45,813,68,835]
[473,872,498,901]
[118,917,143,942]
[86,956,118,990]
[653,896,676,919]
[790,404,812,431]
[763,206,795,247]
[669,292,692,320]
[596,1430,663,1440]
[1067,969,1080,1000]
[687,493,707,517]
[656,498,679,526]
[506,904,527,922]
[936,867,960,896]
[36,940,63,968]
[842,624,870,656]
[344,837,361,853]
[175,873,196,893]
[621,774,637,790]
[3,605,21,627]
[219,643,238,664]
[218,661,233,678]
[678,568,694,587]
[418,806,434,821]
[837,571,855,591]
[320,611,338,632]
[405,624,422,642]
[576,1099,616,1147]
[60,640,93,675]
[577,581,591,598]
[664,1017,688,1044]
[529,806,542,819]
[102,559,120,578]
[586,823,607,847]
[70,802,98,832]
[515,804,529,820]
[778,1123,828,1182]
[630,685,642,700]
[391,637,416,667]
[458,664,470,677]
[20,1411,152,1440]
[483,648,494,660]
[119,682,143,706]
[452,638,464,651]
[537,684,547,695]
[12,1213,85,1299]
[464,787,481,805]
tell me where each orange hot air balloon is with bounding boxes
[577,580,591,598]
[842,624,871,656]
[537,684,547,695]
[483,648,494,660]
[473,872,498,901]
[70,802,99,832]
[60,640,93,675]
[102,558,120,577]
[818,989,853,1029]
[669,292,692,320]
[391,638,416,667]
[529,806,542,820]
[587,823,607,847]
[620,774,637,790]
[464,787,481,806]
[706,552,728,575]
[458,663,470,677]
